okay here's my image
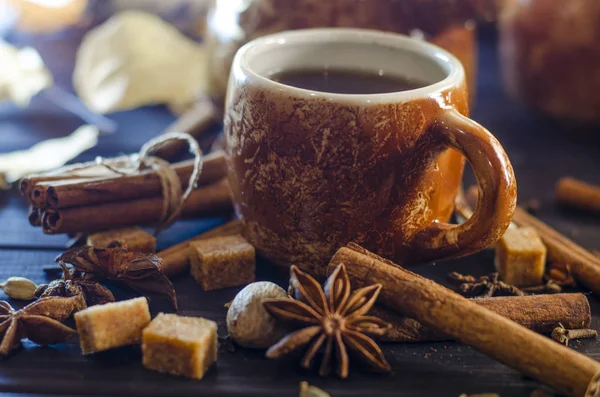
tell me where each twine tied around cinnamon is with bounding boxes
[93,132,203,234]
[585,369,600,397]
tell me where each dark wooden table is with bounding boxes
[1,30,599,397]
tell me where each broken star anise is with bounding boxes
[264,263,391,379]
[546,263,577,287]
[0,295,84,355]
[448,272,525,298]
[55,243,177,309]
[35,262,115,307]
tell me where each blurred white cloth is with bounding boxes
[0,39,52,106]
[0,125,98,182]
[73,11,208,114]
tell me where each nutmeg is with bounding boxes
[226,281,288,349]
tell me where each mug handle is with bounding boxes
[405,109,517,263]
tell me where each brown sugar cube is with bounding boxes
[142,313,217,379]
[190,234,255,291]
[495,226,547,286]
[87,227,156,253]
[74,297,151,354]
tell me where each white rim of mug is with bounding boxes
[233,28,465,105]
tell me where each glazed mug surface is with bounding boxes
[224,28,516,277]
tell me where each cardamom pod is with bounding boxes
[0,277,38,300]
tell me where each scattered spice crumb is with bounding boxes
[568,229,579,239]
[218,335,236,354]
[299,381,331,397]
[458,394,499,397]
[531,389,554,397]
[523,199,541,214]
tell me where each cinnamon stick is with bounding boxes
[158,219,244,276]
[41,178,232,234]
[28,206,41,226]
[371,293,591,342]
[556,177,600,214]
[150,99,218,160]
[329,244,600,397]
[43,151,226,209]
[20,160,124,203]
[512,206,600,296]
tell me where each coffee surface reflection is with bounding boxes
[269,68,427,94]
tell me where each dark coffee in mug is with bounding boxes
[269,68,427,94]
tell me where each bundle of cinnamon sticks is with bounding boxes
[21,150,232,234]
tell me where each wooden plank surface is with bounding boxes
[0,248,597,397]
[0,29,599,397]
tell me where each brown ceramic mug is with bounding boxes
[224,29,516,277]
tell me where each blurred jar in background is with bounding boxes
[1,0,214,37]
[0,0,213,89]
[500,0,600,123]
[205,0,503,108]
[1,0,88,33]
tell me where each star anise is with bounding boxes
[263,263,391,379]
[448,272,525,298]
[0,295,84,355]
[35,262,115,307]
[55,243,177,309]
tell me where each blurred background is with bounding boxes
[1,0,599,207]
[2,0,599,154]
